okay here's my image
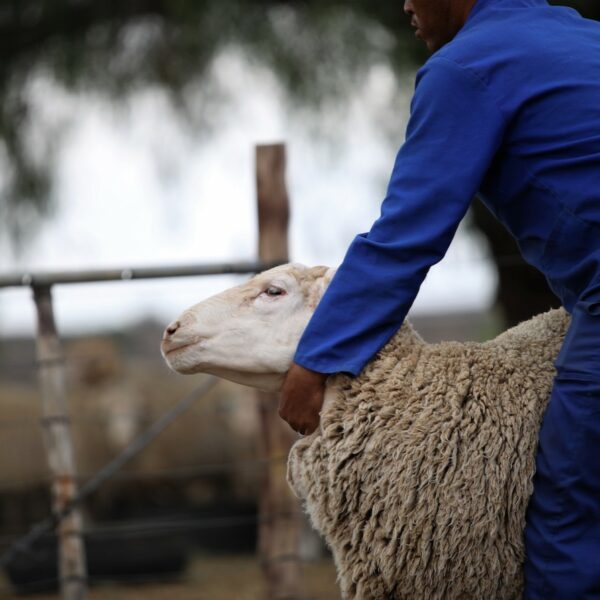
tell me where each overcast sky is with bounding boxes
[0,51,495,336]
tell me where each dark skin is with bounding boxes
[405,0,478,53]
[279,0,478,435]
[279,363,328,435]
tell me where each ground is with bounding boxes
[0,554,340,599]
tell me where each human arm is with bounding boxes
[279,57,508,433]
[293,57,508,376]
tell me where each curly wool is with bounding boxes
[288,308,570,600]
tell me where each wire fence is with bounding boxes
[0,404,255,428]
[0,376,222,570]
[0,456,287,492]
[0,514,260,547]
[0,257,328,599]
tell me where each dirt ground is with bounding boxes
[0,554,340,600]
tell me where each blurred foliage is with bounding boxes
[0,0,420,242]
[0,0,598,243]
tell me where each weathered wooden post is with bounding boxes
[255,143,303,600]
[32,285,87,600]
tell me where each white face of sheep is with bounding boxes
[161,264,334,392]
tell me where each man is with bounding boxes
[279,0,600,597]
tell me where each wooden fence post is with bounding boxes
[32,285,87,600]
[255,143,303,600]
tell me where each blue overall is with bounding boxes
[294,0,600,595]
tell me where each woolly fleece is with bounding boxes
[288,308,570,599]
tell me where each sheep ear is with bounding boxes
[323,267,336,285]
[317,267,336,296]
[306,266,336,308]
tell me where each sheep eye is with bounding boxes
[265,286,285,297]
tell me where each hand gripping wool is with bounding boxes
[288,308,570,600]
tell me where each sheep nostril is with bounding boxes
[165,321,180,337]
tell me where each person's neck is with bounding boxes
[459,0,479,25]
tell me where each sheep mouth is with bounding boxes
[162,338,205,357]
[164,343,195,355]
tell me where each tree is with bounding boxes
[0,0,421,242]
[1,0,596,322]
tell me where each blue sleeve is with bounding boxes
[293,57,508,376]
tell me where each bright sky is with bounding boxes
[0,51,496,336]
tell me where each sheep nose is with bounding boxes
[164,320,180,339]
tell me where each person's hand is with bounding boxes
[279,362,327,435]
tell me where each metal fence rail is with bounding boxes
[0,260,284,289]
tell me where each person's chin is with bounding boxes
[425,36,444,53]
[415,29,435,52]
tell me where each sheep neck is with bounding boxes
[327,320,425,393]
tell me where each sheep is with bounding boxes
[162,263,570,599]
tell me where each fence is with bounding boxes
[0,144,306,600]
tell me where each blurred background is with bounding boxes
[0,1,598,598]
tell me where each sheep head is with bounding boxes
[161,263,335,391]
